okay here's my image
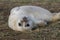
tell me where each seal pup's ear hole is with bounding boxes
[31,27,37,30]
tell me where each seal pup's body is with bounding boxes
[8,6,60,32]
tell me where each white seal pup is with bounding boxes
[8,6,60,32]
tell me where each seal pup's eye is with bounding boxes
[18,23,22,26]
[26,24,30,26]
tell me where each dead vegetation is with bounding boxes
[0,0,60,40]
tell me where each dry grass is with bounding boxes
[0,0,60,40]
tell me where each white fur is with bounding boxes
[8,6,54,32]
